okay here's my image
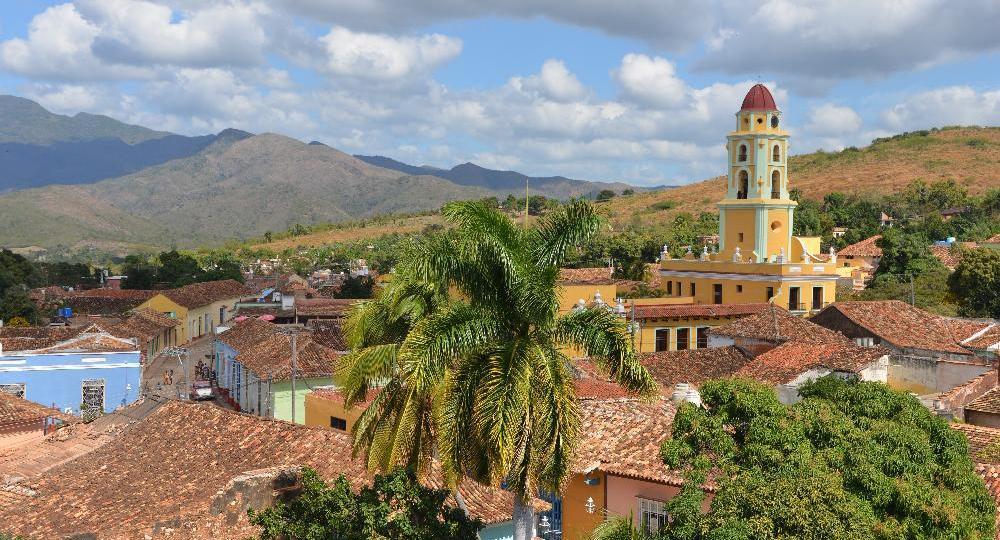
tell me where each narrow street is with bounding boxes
[141,336,216,401]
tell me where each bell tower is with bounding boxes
[718,84,795,263]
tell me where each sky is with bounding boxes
[0,1,998,186]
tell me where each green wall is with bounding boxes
[271,377,332,423]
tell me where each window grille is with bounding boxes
[639,498,669,534]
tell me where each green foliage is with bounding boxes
[860,267,958,316]
[249,467,482,540]
[158,250,204,287]
[121,254,157,289]
[950,248,1000,318]
[0,288,38,325]
[337,200,655,523]
[629,378,997,540]
[648,200,676,212]
[335,275,375,299]
[874,228,946,278]
[597,189,617,201]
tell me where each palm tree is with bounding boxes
[337,200,656,539]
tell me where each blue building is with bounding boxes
[0,324,141,418]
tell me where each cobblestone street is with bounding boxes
[141,336,216,400]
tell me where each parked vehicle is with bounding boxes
[190,380,214,401]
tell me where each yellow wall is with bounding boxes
[766,208,792,260]
[720,208,755,260]
[636,316,743,353]
[137,294,239,344]
[304,392,363,433]
[558,283,618,313]
[561,471,607,540]
[654,274,836,313]
[138,295,189,342]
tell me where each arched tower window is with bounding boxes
[738,144,747,162]
[772,144,780,162]
[771,170,781,199]
[738,171,749,199]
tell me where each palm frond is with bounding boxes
[531,347,580,494]
[530,200,603,268]
[554,308,657,397]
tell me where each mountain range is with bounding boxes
[0,96,639,255]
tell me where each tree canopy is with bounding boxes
[950,247,1000,318]
[249,468,482,540]
[597,377,995,540]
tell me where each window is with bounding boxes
[789,287,802,311]
[676,328,690,351]
[330,417,348,430]
[737,232,744,242]
[666,281,673,295]
[771,170,781,199]
[772,144,780,161]
[220,307,226,325]
[738,144,747,162]
[0,383,25,398]
[713,284,723,304]
[696,327,709,349]
[654,329,670,352]
[771,115,780,128]
[766,287,775,301]
[675,282,681,296]
[639,498,669,535]
[81,378,105,421]
[737,171,749,199]
[736,284,743,293]
[812,286,824,310]
[856,337,875,347]
[689,282,696,297]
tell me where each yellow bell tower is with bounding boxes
[718,84,794,263]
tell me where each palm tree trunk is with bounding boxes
[512,494,535,540]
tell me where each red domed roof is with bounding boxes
[741,83,777,111]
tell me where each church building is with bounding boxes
[658,84,842,313]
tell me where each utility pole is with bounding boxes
[290,331,298,423]
[909,273,915,306]
[524,177,529,228]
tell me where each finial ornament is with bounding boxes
[733,246,742,262]
[830,246,837,264]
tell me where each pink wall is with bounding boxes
[605,474,682,520]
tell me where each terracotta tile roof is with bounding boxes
[62,292,155,315]
[821,301,972,355]
[74,288,158,300]
[113,308,180,343]
[234,333,337,381]
[217,318,279,350]
[0,326,83,352]
[966,388,1000,415]
[574,378,635,400]
[295,297,357,317]
[964,324,1000,351]
[0,325,137,354]
[0,400,525,538]
[734,342,888,385]
[0,393,77,429]
[558,267,614,285]
[838,235,882,257]
[710,305,848,344]
[952,423,1000,465]
[161,279,248,309]
[573,396,683,485]
[640,347,751,389]
[929,243,977,270]
[633,302,769,321]
[306,319,347,350]
[950,423,1000,539]
[944,318,994,343]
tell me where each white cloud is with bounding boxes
[318,27,461,81]
[614,54,687,108]
[511,59,587,103]
[882,86,1000,131]
[80,0,270,68]
[805,104,863,136]
[0,3,148,80]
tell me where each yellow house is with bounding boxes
[629,302,770,353]
[659,84,841,313]
[137,279,248,343]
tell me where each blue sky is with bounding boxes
[0,1,998,186]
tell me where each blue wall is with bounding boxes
[0,351,141,415]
